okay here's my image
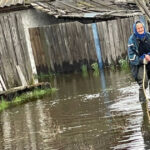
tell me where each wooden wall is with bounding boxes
[0,13,32,89]
[97,17,135,65]
[29,16,140,74]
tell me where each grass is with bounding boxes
[81,64,88,73]
[0,88,57,112]
[91,62,100,76]
[91,62,99,72]
[119,57,130,71]
[81,64,88,77]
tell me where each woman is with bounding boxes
[128,20,150,102]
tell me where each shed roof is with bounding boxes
[0,0,143,19]
[30,0,141,19]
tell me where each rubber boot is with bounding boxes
[139,89,146,102]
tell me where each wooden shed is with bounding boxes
[0,0,146,89]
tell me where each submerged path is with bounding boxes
[0,70,149,150]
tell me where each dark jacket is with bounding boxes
[128,32,150,79]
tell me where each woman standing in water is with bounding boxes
[128,21,150,102]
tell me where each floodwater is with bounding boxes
[0,69,150,150]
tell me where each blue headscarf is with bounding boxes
[133,21,146,39]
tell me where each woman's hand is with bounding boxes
[145,54,150,61]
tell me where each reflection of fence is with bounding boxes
[29,16,140,74]
[0,13,32,88]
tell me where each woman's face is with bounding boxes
[136,23,144,34]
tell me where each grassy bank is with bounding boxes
[0,88,57,112]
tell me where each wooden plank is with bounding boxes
[0,38,7,86]
[57,24,67,64]
[112,20,121,59]
[0,17,17,88]
[117,18,126,57]
[16,13,32,82]
[61,23,73,64]
[0,83,3,92]
[16,65,27,86]
[71,22,81,62]
[85,24,93,63]
[125,18,131,44]
[37,27,47,71]
[8,13,27,77]
[108,20,116,63]
[2,15,17,66]
[129,17,134,35]
[46,26,56,71]
[54,24,64,66]
[0,75,7,91]
[83,24,91,63]
[49,25,59,66]
[44,27,55,72]
[32,28,42,73]
[64,23,76,63]
[0,82,51,101]
[85,24,97,62]
[59,23,69,63]
[102,21,111,64]
[121,18,128,54]
[54,23,64,66]
[76,22,88,61]
[1,15,19,85]
[82,24,90,64]
[29,29,39,70]
[40,27,53,72]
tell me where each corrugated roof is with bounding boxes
[31,0,141,19]
[0,0,24,8]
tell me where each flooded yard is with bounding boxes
[0,69,150,150]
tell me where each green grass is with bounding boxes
[81,64,88,73]
[81,64,88,77]
[0,88,57,112]
[91,62,100,76]
[119,57,130,71]
[0,100,9,111]
[91,62,99,72]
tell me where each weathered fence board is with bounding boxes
[16,13,32,81]
[117,18,125,56]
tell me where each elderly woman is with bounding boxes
[128,20,150,102]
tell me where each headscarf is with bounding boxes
[133,21,146,39]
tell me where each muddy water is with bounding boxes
[0,70,150,150]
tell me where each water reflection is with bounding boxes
[0,70,150,149]
[141,102,150,150]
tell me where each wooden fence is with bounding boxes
[29,22,97,73]
[0,13,32,89]
[29,16,141,74]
